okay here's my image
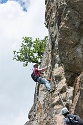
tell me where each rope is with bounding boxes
[65,85,71,106]
[52,76,65,107]
[53,75,71,107]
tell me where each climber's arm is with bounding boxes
[38,65,50,72]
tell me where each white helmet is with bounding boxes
[61,107,69,115]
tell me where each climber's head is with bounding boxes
[33,63,39,68]
[61,107,69,116]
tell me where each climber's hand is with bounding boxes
[47,65,51,68]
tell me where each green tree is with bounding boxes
[13,36,48,66]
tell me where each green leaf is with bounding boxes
[13,36,48,66]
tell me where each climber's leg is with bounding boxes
[37,77,51,91]
[37,77,42,84]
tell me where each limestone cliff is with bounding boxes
[25,0,83,125]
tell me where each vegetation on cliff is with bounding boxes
[13,36,48,66]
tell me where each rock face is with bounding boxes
[25,0,83,125]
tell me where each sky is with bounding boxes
[0,0,48,125]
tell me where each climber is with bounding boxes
[61,107,83,125]
[31,63,52,92]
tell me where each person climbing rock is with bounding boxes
[61,107,83,125]
[31,63,52,92]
